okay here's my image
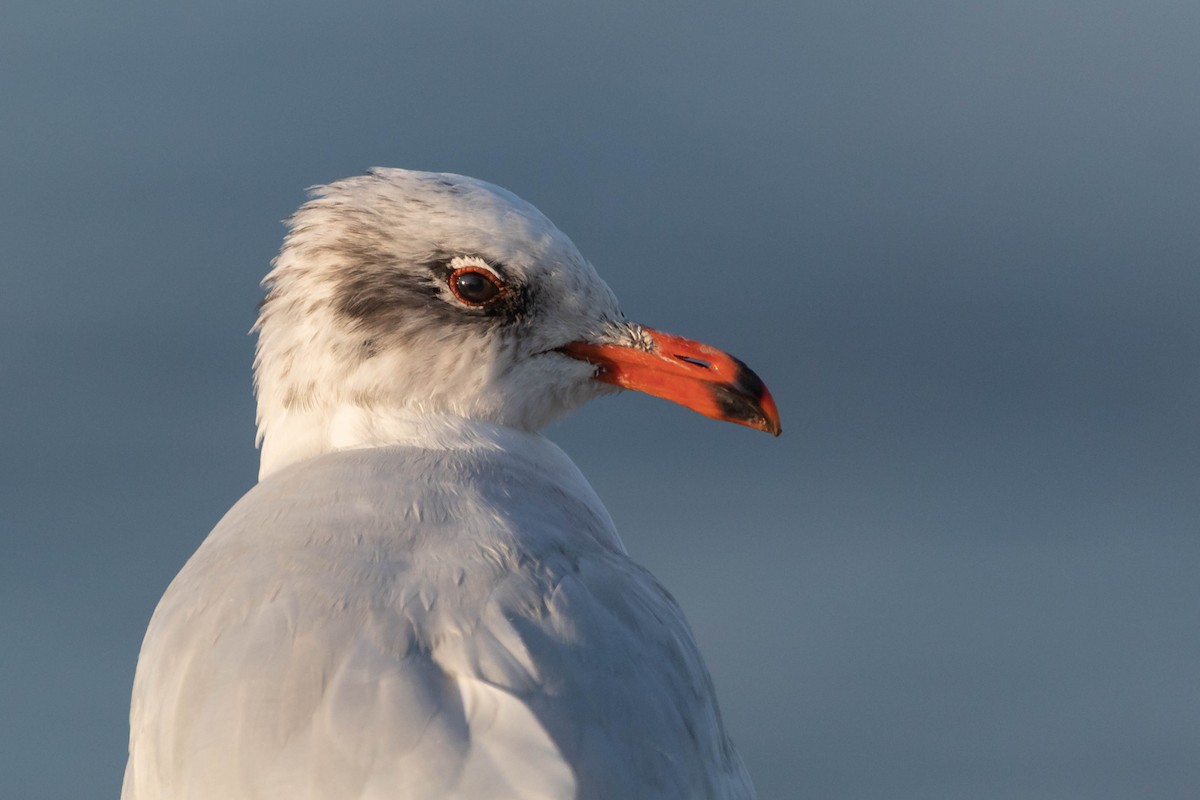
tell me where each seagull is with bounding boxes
[122,168,781,800]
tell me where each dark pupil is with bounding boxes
[455,271,499,304]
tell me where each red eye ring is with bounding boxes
[448,266,505,307]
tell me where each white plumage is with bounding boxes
[123,169,776,799]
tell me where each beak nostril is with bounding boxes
[675,355,713,370]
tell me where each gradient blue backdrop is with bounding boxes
[3,2,1198,797]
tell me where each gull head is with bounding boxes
[254,169,779,477]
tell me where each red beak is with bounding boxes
[558,326,781,436]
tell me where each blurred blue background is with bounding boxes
[3,2,1198,797]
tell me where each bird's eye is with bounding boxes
[449,266,504,306]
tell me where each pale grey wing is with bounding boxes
[122,515,576,799]
[124,445,753,800]
[123,575,575,800]
[442,456,753,800]
[466,551,756,800]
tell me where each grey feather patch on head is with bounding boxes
[252,168,627,477]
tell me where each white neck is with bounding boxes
[259,405,548,480]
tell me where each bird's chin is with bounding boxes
[482,355,601,432]
[550,371,620,416]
